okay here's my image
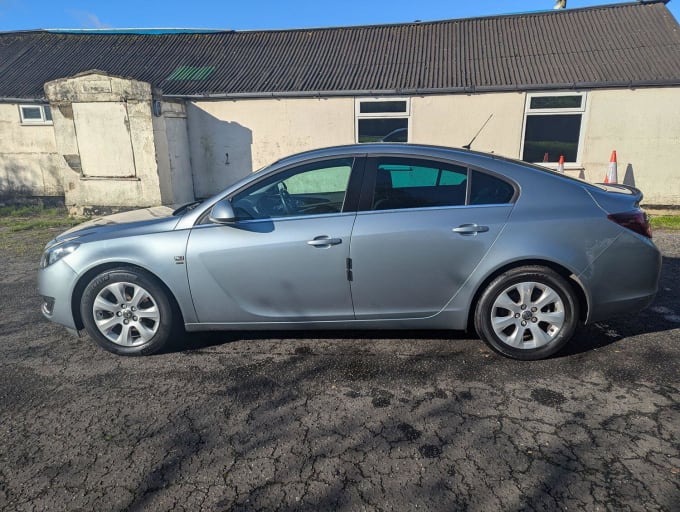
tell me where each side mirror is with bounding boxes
[209,199,237,224]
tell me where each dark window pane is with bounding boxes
[530,96,582,109]
[21,106,42,120]
[359,101,407,114]
[43,106,52,121]
[469,171,515,205]
[522,114,581,163]
[372,158,467,210]
[358,118,408,143]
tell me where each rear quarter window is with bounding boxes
[469,170,515,205]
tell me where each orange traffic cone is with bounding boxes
[605,150,618,183]
[557,155,565,173]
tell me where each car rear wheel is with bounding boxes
[80,268,177,356]
[474,266,579,360]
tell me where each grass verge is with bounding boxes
[0,207,84,231]
[0,207,87,257]
[650,215,680,230]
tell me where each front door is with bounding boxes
[186,157,361,324]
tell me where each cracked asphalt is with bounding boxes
[1,224,679,511]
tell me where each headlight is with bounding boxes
[40,242,80,269]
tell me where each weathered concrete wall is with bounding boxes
[187,98,354,198]
[44,72,163,210]
[0,103,63,198]
[152,100,195,205]
[584,88,680,206]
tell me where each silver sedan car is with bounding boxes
[38,144,661,360]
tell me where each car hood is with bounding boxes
[51,205,181,246]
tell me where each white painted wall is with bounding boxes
[185,89,679,205]
[583,88,680,205]
[0,103,62,197]
[411,93,526,156]
[2,82,678,206]
[187,98,355,198]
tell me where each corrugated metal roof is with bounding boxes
[1,1,679,100]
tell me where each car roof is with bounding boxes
[272,143,503,167]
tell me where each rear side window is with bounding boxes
[372,158,468,210]
[367,157,516,211]
[469,170,515,205]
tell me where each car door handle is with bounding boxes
[452,224,490,235]
[307,236,343,247]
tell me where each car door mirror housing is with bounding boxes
[209,199,237,224]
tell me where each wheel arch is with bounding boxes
[466,259,589,331]
[71,263,185,331]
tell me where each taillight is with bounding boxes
[607,211,652,238]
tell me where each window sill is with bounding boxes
[538,164,585,171]
[80,176,140,181]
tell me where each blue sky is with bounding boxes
[0,0,678,31]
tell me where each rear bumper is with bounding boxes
[580,232,662,324]
[586,293,657,324]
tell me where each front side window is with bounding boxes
[231,158,353,219]
[19,104,52,125]
[521,93,586,164]
[356,99,409,143]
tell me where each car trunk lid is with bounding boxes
[587,183,652,238]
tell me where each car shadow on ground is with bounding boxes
[170,328,472,355]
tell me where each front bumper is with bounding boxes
[38,259,80,332]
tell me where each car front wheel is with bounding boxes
[80,268,177,356]
[474,266,579,360]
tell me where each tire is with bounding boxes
[80,267,178,356]
[474,266,579,360]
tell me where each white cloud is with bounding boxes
[68,9,111,28]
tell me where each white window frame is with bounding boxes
[19,104,53,125]
[355,97,411,143]
[520,92,588,169]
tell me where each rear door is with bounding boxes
[349,156,515,320]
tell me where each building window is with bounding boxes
[19,104,53,125]
[356,98,409,143]
[521,93,586,164]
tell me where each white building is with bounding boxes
[1,1,679,211]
